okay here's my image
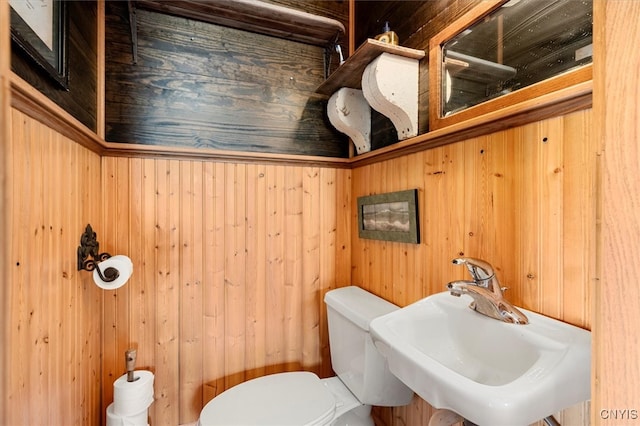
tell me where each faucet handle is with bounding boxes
[452,257,495,281]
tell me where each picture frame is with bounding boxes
[10,0,68,89]
[357,189,420,244]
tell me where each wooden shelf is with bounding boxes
[316,39,425,96]
[135,0,345,47]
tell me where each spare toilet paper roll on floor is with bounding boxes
[106,402,148,426]
[113,370,154,417]
[93,255,133,290]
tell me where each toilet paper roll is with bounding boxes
[113,370,154,417]
[107,402,149,426]
[94,255,133,290]
[106,403,121,426]
[428,408,464,426]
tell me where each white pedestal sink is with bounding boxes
[369,292,591,426]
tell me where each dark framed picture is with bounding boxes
[357,189,420,244]
[10,0,68,89]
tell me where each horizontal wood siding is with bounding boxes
[104,3,348,157]
[352,110,595,426]
[101,157,351,425]
[6,108,103,425]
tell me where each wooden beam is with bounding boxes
[136,0,345,47]
[592,1,640,424]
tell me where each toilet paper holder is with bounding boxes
[77,224,120,282]
[126,349,140,383]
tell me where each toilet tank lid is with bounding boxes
[324,286,399,331]
[199,372,336,426]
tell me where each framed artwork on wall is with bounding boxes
[10,0,68,89]
[357,189,420,244]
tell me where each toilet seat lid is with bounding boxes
[200,372,336,426]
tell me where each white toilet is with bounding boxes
[198,286,414,426]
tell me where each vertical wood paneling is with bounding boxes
[102,158,348,425]
[224,163,247,388]
[562,112,593,329]
[95,112,593,426]
[158,159,181,424]
[302,167,318,372]
[7,107,594,426]
[593,1,640,423]
[353,110,594,426]
[325,167,351,378]
[0,3,9,420]
[141,158,158,370]
[286,167,303,370]
[265,166,285,374]
[245,164,267,380]
[179,160,204,422]
[48,129,60,422]
[101,155,131,413]
[538,119,563,319]
[6,109,102,425]
[515,122,543,312]
[205,162,226,401]
[128,158,144,368]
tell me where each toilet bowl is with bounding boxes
[198,286,414,426]
[198,372,367,426]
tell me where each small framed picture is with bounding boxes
[357,189,420,244]
[10,0,68,89]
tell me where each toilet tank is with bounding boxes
[324,286,413,406]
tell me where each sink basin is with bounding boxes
[369,292,591,426]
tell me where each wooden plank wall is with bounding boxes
[104,3,348,157]
[99,109,594,426]
[5,109,103,425]
[593,1,640,423]
[0,0,10,421]
[351,110,595,426]
[100,157,351,425]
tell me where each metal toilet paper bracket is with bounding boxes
[125,349,139,383]
[77,224,120,282]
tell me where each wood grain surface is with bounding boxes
[104,3,348,157]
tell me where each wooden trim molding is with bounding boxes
[428,0,504,131]
[428,0,593,131]
[10,72,105,155]
[10,69,591,169]
[102,141,352,169]
[9,72,350,168]
[351,80,592,168]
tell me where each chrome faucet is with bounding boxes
[447,257,529,325]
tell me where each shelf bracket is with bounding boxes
[362,52,419,140]
[327,88,371,154]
